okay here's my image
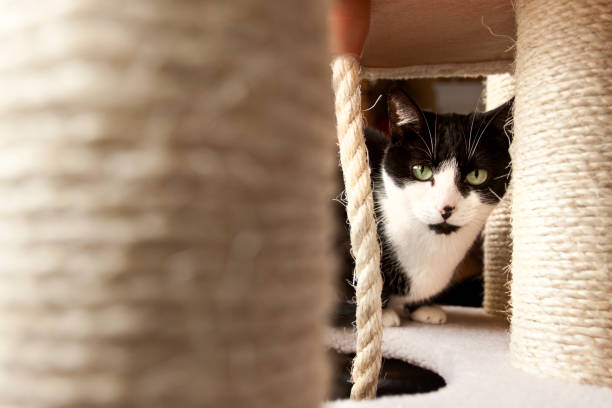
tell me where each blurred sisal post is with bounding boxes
[0,1,335,406]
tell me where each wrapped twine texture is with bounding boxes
[483,73,515,316]
[331,56,383,400]
[511,0,612,386]
[0,1,335,406]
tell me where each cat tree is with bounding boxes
[332,0,611,400]
[0,0,609,407]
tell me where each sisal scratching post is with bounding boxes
[0,1,335,407]
[511,0,612,386]
[483,74,515,316]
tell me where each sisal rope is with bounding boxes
[483,73,515,316]
[0,1,335,406]
[511,0,612,386]
[331,55,383,400]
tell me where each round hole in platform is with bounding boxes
[328,350,446,399]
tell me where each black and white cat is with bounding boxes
[335,89,513,327]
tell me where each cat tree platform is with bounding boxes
[326,307,612,407]
[358,0,515,79]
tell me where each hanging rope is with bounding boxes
[331,55,383,400]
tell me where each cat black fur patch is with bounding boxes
[428,222,461,235]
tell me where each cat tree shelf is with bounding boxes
[326,307,612,407]
[360,0,515,78]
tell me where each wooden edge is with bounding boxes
[361,60,514,80]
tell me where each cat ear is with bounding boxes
[387,89,424,139]
[482,97,514,143]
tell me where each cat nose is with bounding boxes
[441,206,454,220]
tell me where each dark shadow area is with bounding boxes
[328,351,446,400]
[436,276,483,307]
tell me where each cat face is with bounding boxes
[382,89,513,235]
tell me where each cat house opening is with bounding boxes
[328,351,446,400]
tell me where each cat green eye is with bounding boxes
[412,165,433,181]
[466,169,488,185]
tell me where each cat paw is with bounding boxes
[410,306,447,325]
[382,308,401,327]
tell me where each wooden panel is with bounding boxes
[362,0,515,68]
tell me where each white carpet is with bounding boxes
[326,306,612,407]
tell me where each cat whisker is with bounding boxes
[422,112,435,159]
[494,172,511,180]
[416,133,433,159]
[471,106,491,159]
[488,187,503,201]
[413,146,433,157]
[433,113,438,161]
[503,117,514,146]
[469,111,498,159]
[363,94,383,112]
[467,111,477,158]
[466,87,484,157]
